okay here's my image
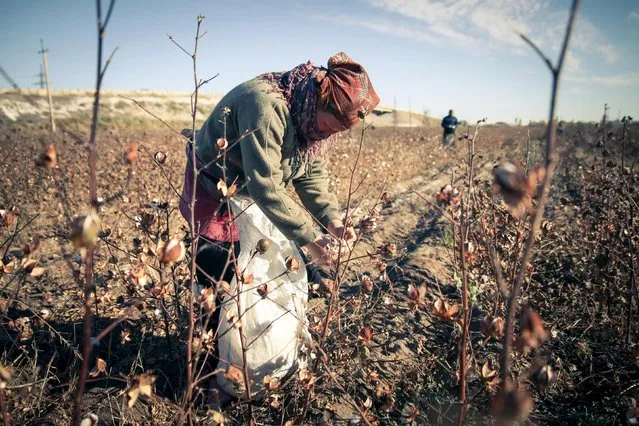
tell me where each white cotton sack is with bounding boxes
[216,197,310,397]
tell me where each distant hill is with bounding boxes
[0,89,438,128]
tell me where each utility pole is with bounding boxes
[39,39,56,132]
[601,103,609,128]
[34,65,45,89]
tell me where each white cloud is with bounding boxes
[566,73,639,86]
[565,52,581,72]
[318,13,476,46]
[354,0,618,64]
[630,10,639,20]
[569,87,587,96]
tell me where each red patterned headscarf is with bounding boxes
[261,52,379,158]
[316,52,380,128]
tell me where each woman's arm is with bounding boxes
[237,97,321,247]
[292,157,340,230]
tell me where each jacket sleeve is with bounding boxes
[293,157,340,230]
[236,98,320,247]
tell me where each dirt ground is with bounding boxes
[1,114,638,425]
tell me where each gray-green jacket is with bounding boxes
[192,77,340,246]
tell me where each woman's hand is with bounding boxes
[327,219,356,244]
[303,235,334,266]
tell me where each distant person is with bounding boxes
[557,120,565,137]
[441,109,458,146]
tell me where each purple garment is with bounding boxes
[260,62,337,159]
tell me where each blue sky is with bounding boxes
[1,0,637,123]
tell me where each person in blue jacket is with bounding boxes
[441,109,458,146]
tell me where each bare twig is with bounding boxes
[519,34,553,71]
[0,387,9,426]
[301,118,380,420]
[500,0,580,385]
[71,1,117,424]
[627,205,635,343]
[458,201,469,426]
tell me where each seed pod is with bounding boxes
[70,212,101,248]
[153,151,168,164]
[481,316,505,339]
[35,144,57,169]
[126,143,138,165]
[515,306,547,353]
[216,137,229,150]
[360,275,374,293]
[257,284,268,298]
[157,239,185,266]
[530,363,555,390]
[199,288,216,313]
[256,238,271,254]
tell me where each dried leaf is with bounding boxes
[126,143,138,165]
[89,358,107,377]
[120,329,131,344]
[199,288,216,313]
[0,363,12,387]
[217,179,237,198]
[217,180,228,197]
[263,375,281,390]
[358,327,373,343]
[257,284,268,298]
[1,259,16,274]
[401,403,420,423]
[436,184,460,206]
[218,280,232,296]
[126,372,156,408]
[407,283,427,307]
[269,393,282,409]
[30,266,46,278]
[21,258,37,273]
[298,368,317,386]
[79,413,99,426]
[208,409,226,425]
[363,396,373,409]
[432,298,461,321]
[224,365,244,389]
[285,256,300,272]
